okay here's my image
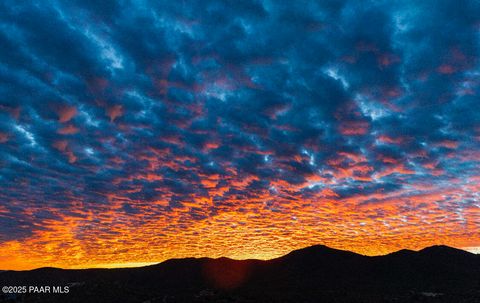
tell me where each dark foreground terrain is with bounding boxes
[1,245,479,303]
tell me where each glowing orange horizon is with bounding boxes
[2,166,479,271]
[1,241,478,271]
[1,177,479,270]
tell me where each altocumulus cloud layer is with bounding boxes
[0,0,479,269]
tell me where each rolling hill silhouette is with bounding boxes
[1,245,479,302]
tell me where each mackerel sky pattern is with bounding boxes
[0,0,479,269]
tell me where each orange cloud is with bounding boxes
[56,105,77,123]
[339,121,369,136]
[106,105,123,122]
[52,140,77,163]
[377,135,406,145]
[57,124,80,135]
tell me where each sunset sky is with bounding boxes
[0,0,479,270]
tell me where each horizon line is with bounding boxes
[2,243,478,272]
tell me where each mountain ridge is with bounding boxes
[2,244,475,272]
[1,244,479,302]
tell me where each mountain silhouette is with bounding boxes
[1,245,479,302]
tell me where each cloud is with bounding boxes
[0,0,479,269]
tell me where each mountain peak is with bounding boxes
[278,244,362,262]
[287,244,339,255]
[419,245,473,256]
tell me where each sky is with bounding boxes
[0,0,479,270]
